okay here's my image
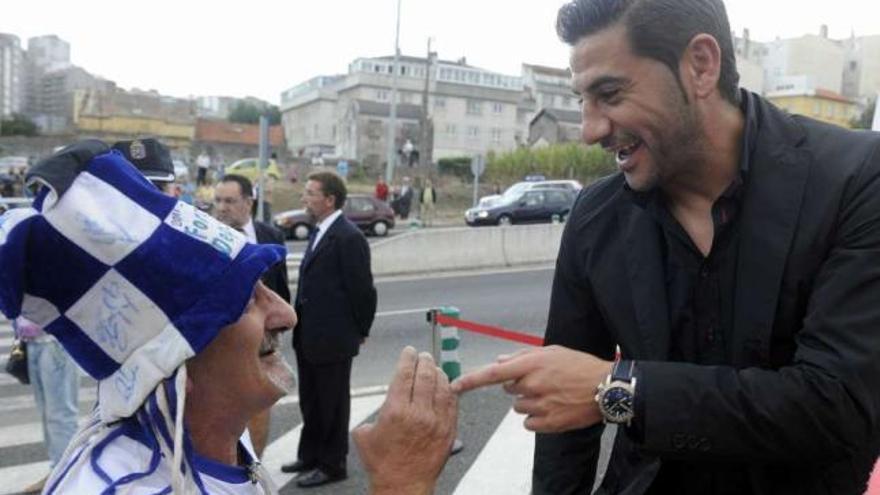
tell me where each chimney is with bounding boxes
[820,24,828,38]
[743,28,751,58]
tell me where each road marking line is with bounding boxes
[0,460,50,495]
[375,308,432,318]
[275,384,387,406]
[375,264,554,285]
[453,407,533,495]
[0,387,96,414]
[263,394,386,488]
[0,418,89,448]
[0,336,13,347]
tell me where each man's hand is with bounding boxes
[450,345,613,433]
[353,347,457,495]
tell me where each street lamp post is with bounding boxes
[384,0,403,184]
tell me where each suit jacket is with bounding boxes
[293,215,377,364]
[535,94,880,495]
[254,220,291,304]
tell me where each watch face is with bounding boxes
[601,386,633,421]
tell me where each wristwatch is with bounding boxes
[595,360,637,426]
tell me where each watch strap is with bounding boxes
[611,359,635,382]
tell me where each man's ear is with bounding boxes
[680,33,722,100]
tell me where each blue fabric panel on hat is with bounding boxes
[114,223,233,324]
[45,315,119,379]
[24,215,110,313]
[87,151,176,221]
[173,242,285,353]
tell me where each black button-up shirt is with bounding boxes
[624,90,760,494]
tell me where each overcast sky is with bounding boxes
[2,0,878,104]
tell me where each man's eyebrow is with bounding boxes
[577,76,628,96]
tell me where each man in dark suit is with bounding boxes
[452,0,880,494]
[213,173,291,456]
[282,170,377,487]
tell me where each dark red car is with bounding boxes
[273,194,395,240]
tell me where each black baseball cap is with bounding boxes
[112,138,175,183]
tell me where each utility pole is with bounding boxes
[419,38,435,169]
[384,0,403,184]
[257,115,268,223]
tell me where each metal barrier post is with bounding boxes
[426,306,464,455]
[438,306,461,380]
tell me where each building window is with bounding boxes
[401,66,407,76]
[563,96,572,107]
[825,102,833,118]
[491,127,502,143]
[377,90,389,101]
[467,126,480,138]
[434,97,446,108]
[813,102,821,115]
[467,99,482,115]
[446,124,457,136]
[492,102,504,114]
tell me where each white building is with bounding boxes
[762,27,846,95]
[280,55,523,168]
[0,33,25,117]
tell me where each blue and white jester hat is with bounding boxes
[0,140,286,423]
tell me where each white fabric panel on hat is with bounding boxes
[100,322,195,422]
[164,201,247,260]
[0,207,37,246]
[64,268,170,364]
[20,294,61,329]
[43,172,161,266]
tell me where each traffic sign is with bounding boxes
[470,155,485,177]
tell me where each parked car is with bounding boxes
[477,179,582,208]
[465,188,576,226]
[225,157,283,182]
[273,194,395,240]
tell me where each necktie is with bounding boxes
[302,227,318,265]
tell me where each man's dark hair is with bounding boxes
[308,170,347,209]
[219,174,253,199]
[557,0,740,105]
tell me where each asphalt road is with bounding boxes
[0,266,570,495]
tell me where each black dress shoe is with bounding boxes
[280,459,314,473]
[295,468,347,488]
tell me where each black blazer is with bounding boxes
[535,94,880,494]
[293,215,377,364]
[254,220,291,304]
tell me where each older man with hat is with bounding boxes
[0,140,296,493]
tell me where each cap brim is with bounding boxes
[143,171,175,182]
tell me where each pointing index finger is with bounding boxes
[451,355,535,394]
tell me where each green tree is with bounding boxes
[228,101,281,125]
[850,98,876,129]
[0,114,38,136]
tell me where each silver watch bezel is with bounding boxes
[595,375,637,425]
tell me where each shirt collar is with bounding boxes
[317,209,343,232]
[242,218,257,243]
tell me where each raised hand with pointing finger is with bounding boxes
[451,346,613,433]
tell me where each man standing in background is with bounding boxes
[282,170,377,488]
[213,173,291,456]
[196,149,212,186]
